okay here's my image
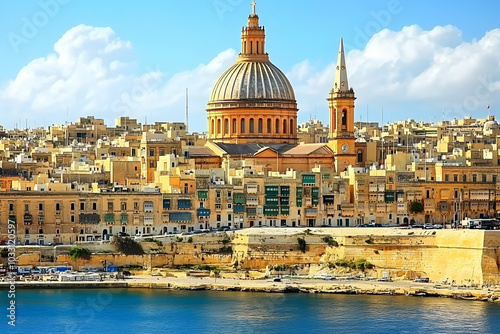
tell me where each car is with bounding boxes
[118,232,130,237]
[411,223,424,229]
[272,277,281,282]
[322,275,336,280]
[377,277,392,282]
[433,224,443,229]
[414,277,430,283]
[424,223,434,229]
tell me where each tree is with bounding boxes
[111,236,144,255]
[69,246,91,260]
[297,237,307,253]
[410,201,424,213]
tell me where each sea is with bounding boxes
[2,288,500,334]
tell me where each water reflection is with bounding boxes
[6,289,500,334]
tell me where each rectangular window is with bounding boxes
[150,149,155,156]
[70,202,75,211]
[25,204,29,212]
[80,202,85,210]
[121,202,127,211]
[38,203,43,211]
[108,202,114,211]
[71,215,75,223]
[217,214,221,222]
[228,214,232,221]
[93,202,97,211]
[9,203,14,211]
[55,203,61,211]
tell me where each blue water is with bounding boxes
[2,288,500,334]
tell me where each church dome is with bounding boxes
[209,61,295,103]
[483,120,498,132]
[206,3,298,145]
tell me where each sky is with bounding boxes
[0,0,499,132]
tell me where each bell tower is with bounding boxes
[327,38,356,172]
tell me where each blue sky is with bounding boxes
[0,0,499,131]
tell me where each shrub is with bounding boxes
[354,258,374,271]
[196,264,215,271]
[143,238,163,247]
[176,237,184,243]
[69,246,91,260]
[111,236,144,255]
[335,259,352,268]
[303,229,312,235]
[0,248,9,258]
[322,236,339,247]
[188,237,193,243]
[297,237,307,253]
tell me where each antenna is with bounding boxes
[186,88,189,133]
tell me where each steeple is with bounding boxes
[238,0,269,62]
[333,38,349,93]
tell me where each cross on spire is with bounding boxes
[251,0,256,15]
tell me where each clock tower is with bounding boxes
[327,38,356,172]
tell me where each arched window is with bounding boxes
[211,119,215,135]
[342,109,347,126]
[283,119,287,134]
[256,41,259,54]
[289,119,294,135]
[217,119,221,134]
[267,118,271,133]
[249,118,254,133]
[224,119,229,134]
[357,150,363,163]
[275,119,279,134]
[250,41,253,54]
[462,174,467,182]
[232,119,237,133]
[258,118,263,133]
[241,119,245,133]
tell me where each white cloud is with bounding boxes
[0,24,236,131]
[288,25,500,124]
[1,24,499,131]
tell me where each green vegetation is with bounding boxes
[196,264,215,271]
[322,236,339,247]
[187,237,193,243]
[175,237,184,243]
[143,238,163,247]
[69,246,91,260]
[111,236,144,255]
[410,201,424,213]
[333,258,374,271]
[303,229,312,235]
[297,237,307,253]
[270,264,297,273]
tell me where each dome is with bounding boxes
[208,61,295,103]
[484,120,498,132]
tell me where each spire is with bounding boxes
[251,0,256,16]
[334,38,349,93]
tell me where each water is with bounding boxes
[2,288,500,334]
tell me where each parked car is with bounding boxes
[322,275,336,280]
[377,276,392,282]
[413,277,430,283]
[118,232,130,237]
[433,224,443,229]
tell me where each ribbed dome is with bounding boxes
[209,61,296,103]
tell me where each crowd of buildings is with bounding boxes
[1,3,499,245]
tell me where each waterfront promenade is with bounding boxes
[1,275,499,303]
